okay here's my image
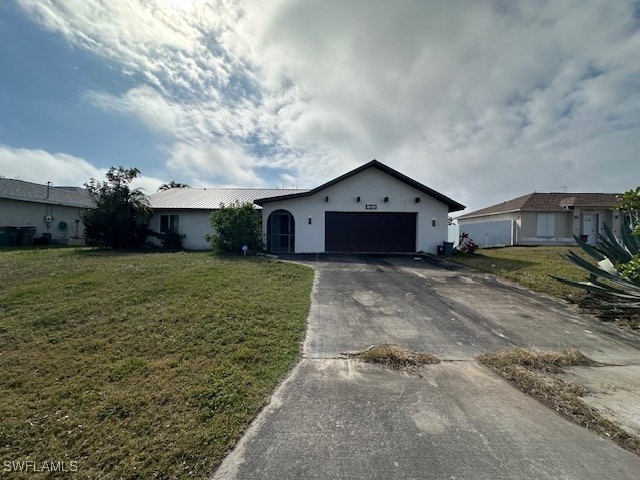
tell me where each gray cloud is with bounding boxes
[14,0,640,211]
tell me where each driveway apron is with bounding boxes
[213,255,640,479]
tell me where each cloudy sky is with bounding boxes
[1,0,639,214]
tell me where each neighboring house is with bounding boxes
[255,160,465,254]
[0,178,96,245]
[456,192,622,247]
[147,188,307,250]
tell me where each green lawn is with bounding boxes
[447,246,590,300]
[0,248,313,478]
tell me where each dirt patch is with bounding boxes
[478,347,640,456]
[347,344,440,370]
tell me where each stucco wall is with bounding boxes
[0,198,87,242]
[260,168,451,254]
[520,211,573,244]
[149,210,214,250]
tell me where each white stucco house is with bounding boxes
[255,160,464,254]
[147,160,465,254]
[0,178,96,245]
[456,192,622,247]
[146,188,307,250]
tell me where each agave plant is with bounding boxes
[552,219,640,310]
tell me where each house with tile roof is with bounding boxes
[456,192,622,247]
[0,178,96,245]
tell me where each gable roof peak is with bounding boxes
[254,159,465,212]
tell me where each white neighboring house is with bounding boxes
[146,188,307,250]
[0,178,96,245]
[456,192,622,247]
[255,160,465,254]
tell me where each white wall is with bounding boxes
[260,167,451,254]
[149,210,214,250]
[458,213,520,246]
[460,220,515,247]
[0,198,88,242]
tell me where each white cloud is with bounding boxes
[0,144,167,193]
[87,86,183,136]
[0,144,102,186]
[167,141,265,186]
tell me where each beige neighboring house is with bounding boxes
[456,192,622,247]
[0,178,96,246]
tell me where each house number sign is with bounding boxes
[366,204,377,210]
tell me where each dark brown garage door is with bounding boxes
[325,212,417,252]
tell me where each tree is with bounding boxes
[206,201,262,253]
[83,167,152,249]
[158,181,190,192]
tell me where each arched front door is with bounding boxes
[267,210,295,253]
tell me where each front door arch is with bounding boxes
[267,210,295,253]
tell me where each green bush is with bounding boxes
[206,201,262,253]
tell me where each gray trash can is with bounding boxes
[443,241,454,256]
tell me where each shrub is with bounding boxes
[206,201,262,254]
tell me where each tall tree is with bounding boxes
[83,167,152,249]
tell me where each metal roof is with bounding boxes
[0,178,96,208]
[254,159,466,212]
[457,192,621,220]
[147,188,309,210]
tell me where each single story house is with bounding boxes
[0,177,96,246]
[147,160,464,254]
[254,160,465,254]
[456,192,622,247]
[146,188,307,250]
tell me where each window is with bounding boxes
[160,214,179,233]
[536,213,555,237]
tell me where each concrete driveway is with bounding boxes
[213,255,640,479]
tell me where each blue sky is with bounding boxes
[1,0,639,214]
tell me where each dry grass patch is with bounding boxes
[348,344,440,370]
[478,347,640,455]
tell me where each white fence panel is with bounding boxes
[460,220,513,247]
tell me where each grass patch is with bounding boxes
[348,344,440,370]
[478,347,640,455]
[447,246,591,300]
[448,247,640,327]
[0,248,314,478]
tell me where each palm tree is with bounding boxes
[158,181,190,192]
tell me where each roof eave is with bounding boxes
[255,160,465,211]
[457,209,521,220]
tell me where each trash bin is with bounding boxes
[17,227,37,246]
[442,241,454,256]
[437,245,444,256]
[0,227,18,246]
[579,235,588,243]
